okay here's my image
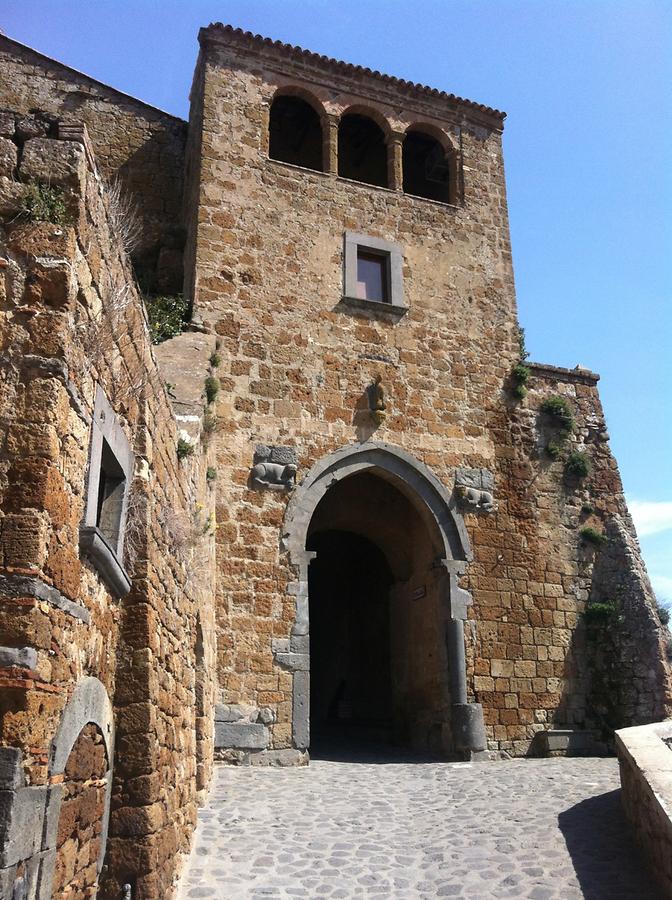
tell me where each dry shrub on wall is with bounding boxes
[77,269,157,409]
[122,482,148,577]
[104,176,142,257]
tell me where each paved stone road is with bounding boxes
[177,755,659,899]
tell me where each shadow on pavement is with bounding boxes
[309,736,452,765]
[558,788,662,899]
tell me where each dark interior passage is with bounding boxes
[338,113,388,187]
[308,530,394,747]
[402,130,452,203]
[269,95,323,171]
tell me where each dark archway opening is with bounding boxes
[269,95,323,172]
[305,470,454,759]
[402,130,452,203]
[308,530,394,751]
[338,114,388,187]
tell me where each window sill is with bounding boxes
[339,295,408,317]
[80,526,132,598]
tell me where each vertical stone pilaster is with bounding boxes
[323,114,339,175]
[387,132,405,191]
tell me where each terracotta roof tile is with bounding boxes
[202,24,506,122]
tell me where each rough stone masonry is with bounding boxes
[0,21,669,900]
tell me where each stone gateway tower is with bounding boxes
[184,25,670,763]
[0,22,669,899]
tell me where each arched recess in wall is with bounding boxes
[403,126,458,204]
[52,723,109,898]
[338,108,390,188]
[44,677,115,897]
[268,89,325,172]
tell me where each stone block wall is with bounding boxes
[616,721,672,897]
[0,34,187,292]
[0,126,216,898]
[469,361,672,753]
[183,26,670,760]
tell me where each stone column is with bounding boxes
[444,571,487,756]
[323,115,339,176]
[387,133,405,191]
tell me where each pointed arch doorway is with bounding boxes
[281,442,487,760]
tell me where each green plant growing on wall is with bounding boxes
[204,376,220,405]
[202,411,217,438]
[202,512,216,536]
[517,326,529,361]
[540,395,575,459]
[18,181,71,225]
[144,294,189,344]
[657,606,670,627]
[546,440,563,460]
[584,601,619,626]
[541,395,574,433]
[206,466,217,482]
[581,503,594,515]
[566,451,591,478]
[580,526,607,547]
[177,437,194,460]
[209,352,222,368]
[511,363,530,400]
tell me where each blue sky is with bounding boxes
[5,0,671,598]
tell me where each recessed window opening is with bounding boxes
[403,130,452,203]
[338,114,388,188]
[269,95,323,172]
[96,440,126,551]
[356,249,389,303]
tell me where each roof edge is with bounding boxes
[0,33,186,124]
[528,361,600,385]
[200,24,506,125]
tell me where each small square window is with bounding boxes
[356,250,389,303]
[343,232,405,312]
[80,386,134,597]
[96,440,127,551]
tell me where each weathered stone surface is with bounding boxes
[214,723,269,750]
[0,748,23,791]
[0,137,17,177]
[0,784,47,867]
[19,137,86,193]
[0,175,23,217]
[0,33,186,282]
[0,645,37,669]
[214,703,258,723]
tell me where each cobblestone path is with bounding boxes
[177,756,659,899]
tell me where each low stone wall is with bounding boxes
[616,721,672,896]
